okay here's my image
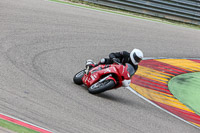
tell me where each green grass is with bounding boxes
[0,118,39,133]
[169,72,200,116]
[50,0,200,30]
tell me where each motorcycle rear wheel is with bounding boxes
[73,69,85,85]
[88,79,115,94]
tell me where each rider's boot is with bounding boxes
[85,59,96,74]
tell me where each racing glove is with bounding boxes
[100,58,106,64]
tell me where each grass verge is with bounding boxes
[0,118,39,133]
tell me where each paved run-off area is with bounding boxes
[130,59,200,128]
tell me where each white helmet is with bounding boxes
[130,49,143,65]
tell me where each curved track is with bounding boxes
[1,0,200,132]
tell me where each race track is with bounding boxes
[1,0,200,132]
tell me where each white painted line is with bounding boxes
[127,57,200,129]
[0,112,52,133]
[126,86,200,129]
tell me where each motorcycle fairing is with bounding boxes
[82,63,133,88]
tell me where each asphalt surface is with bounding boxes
[0,0,200,133]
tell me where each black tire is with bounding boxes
[88,79,115,94]
[73,70,85,85]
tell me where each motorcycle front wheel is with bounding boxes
[73,69,85,85]
[88,79,115,94]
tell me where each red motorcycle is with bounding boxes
[73,61,135,94]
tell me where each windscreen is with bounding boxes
[126,63,135,77]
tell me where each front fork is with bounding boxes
[100,74,117,84]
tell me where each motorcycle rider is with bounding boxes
[85,48,144,74]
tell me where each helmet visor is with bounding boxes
[133,53,142,63]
